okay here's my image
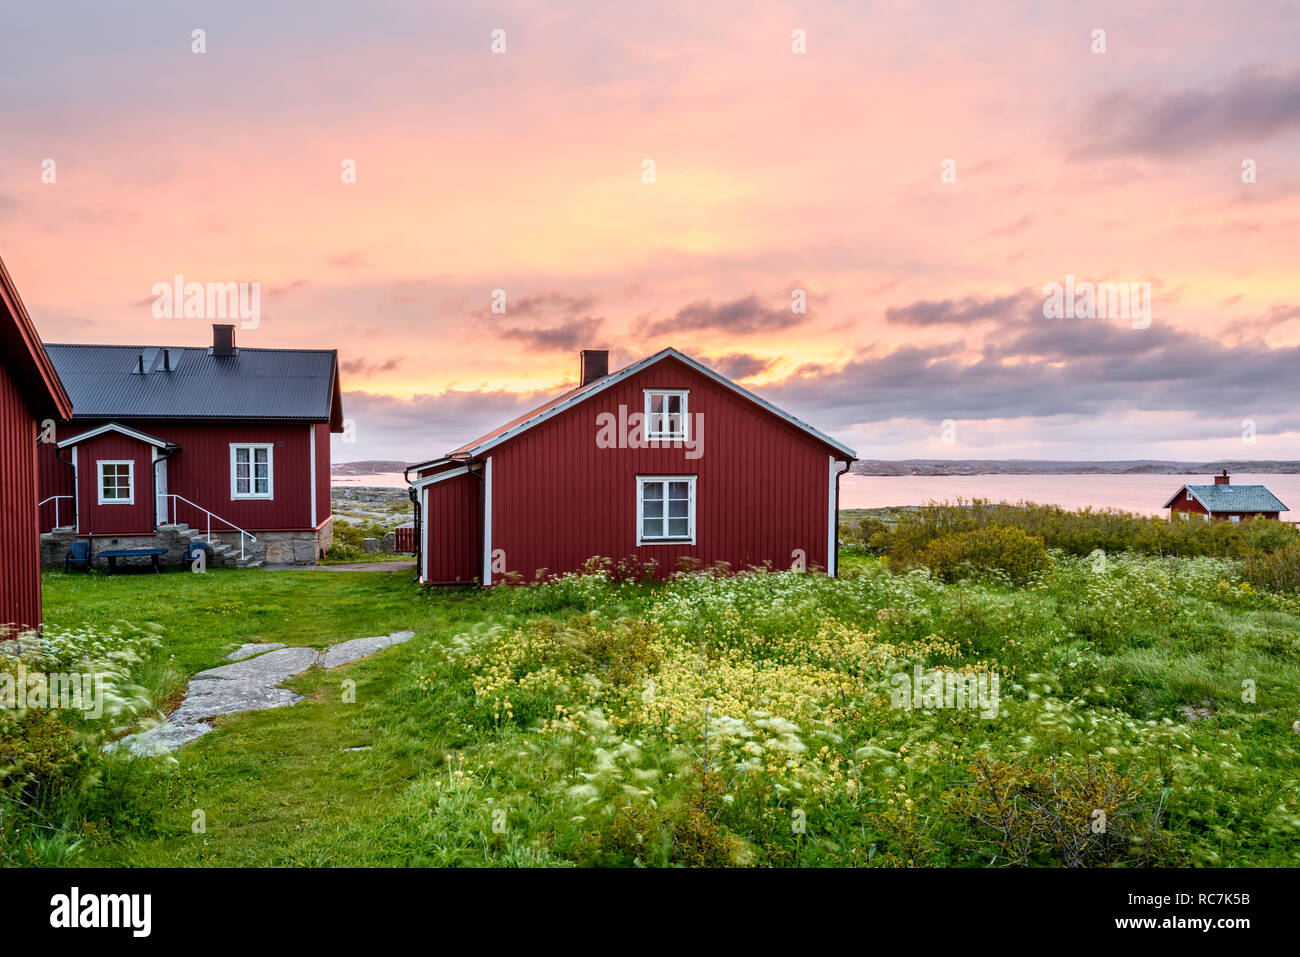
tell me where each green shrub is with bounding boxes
[916,524,1052,584]
[325,541,364,561]
[1242,541,1300,594]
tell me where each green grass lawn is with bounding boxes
[28,551,1300,867]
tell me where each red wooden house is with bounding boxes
[407,348,856,586]
[0,257,73,632]
[1164,470,1288,523]
[37,324,343,568]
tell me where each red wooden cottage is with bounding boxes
[1164,470,1288,523]
[0,256,73,633]
[37,324,343,568]
[407,348,856,586]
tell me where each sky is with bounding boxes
[3,0,1299,464]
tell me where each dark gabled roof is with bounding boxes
[422,347,856,464]
[1163,483,1288,513]
[44,343,343,429]
[0,256,73,420]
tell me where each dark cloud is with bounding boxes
[265,279,310,300]
[643,293,802,336]
[760,292,1300,430]
[342,355,404,376]
[1076,66,1300,157]
[701,352,773,380]
[501,315,604,351]
[329,251,370,269]
[495,292,598,319]
[885,291,1033,326]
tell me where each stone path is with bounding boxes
[112,631,415,756]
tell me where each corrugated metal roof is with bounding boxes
[1169,483,1289,513]
[45,343,338,421]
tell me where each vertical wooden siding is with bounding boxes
[74,432,155,535]
[486,357,838,584]
[422,471,479,583]
[42,420,317,533]
[0,360,41,631]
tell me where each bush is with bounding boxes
[915,524,1052,584]
[1242,541,1300,594]
[0,624,163,865]
[325,541,364,562]
[883,499,1299,564]
[949,754,1182,867]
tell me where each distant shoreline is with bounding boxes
[849,459,1300,477]
[333,459,1300,479]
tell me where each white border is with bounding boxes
[411,465,472,489]
[642,388,690,441]
[636,474,696,545]
[421,485,429,583]
[309,425,317,527]
[827,455,837,577]
[97,459,134,505]
[58,421,169,449]
[71,447,79,530]
[230,442,274,500]
[481,456,493,586]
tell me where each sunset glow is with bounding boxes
[4,0,1299,461]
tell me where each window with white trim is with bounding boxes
[97,460,134,505]
[637,475,696,544]
[644,389,689,440]
[231,443,273,499]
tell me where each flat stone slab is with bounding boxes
[226,641,286,661]
[320,631,414,668]
[110,632,415,756]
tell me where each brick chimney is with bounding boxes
[211,323,237,357]
[580,349,608,386]
[1215,469,1230,486]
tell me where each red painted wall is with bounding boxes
[41,420,325,533]
[73,432,155,536]
[421,471,479,584]
[1168,492,1209,517]
[1169,494,1280,522]
[478,357,842,584]
[0,359,41,631]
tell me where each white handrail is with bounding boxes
[38,495,73,529]
[165,494,258,561]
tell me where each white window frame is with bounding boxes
[230,443,274,500]
[636,475,696,545]
[643,389,689,441]
[97,460,134,505]
[1229,515,1241,523]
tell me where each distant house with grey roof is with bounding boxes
[1163,470,1288,523]
[37,324,343,567]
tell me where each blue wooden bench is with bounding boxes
[99,547,168,575]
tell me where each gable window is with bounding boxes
[231,443,273,499]
[97,460,134,505]
[637,475,695,544]
[644,389,689,441]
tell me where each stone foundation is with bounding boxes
[211,520,333,565]
[40,518,333,569]
[40,529,199,570]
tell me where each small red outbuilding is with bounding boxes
[0,257,73,633]
[408,348,857,586]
